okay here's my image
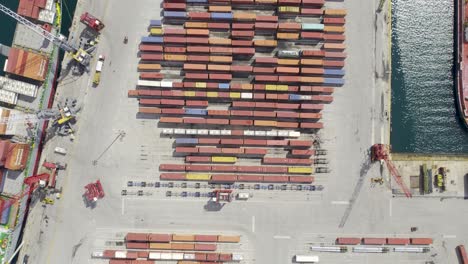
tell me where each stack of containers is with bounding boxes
[131,0,346,184]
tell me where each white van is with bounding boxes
[54,147,67,155]
[236,193,250,200]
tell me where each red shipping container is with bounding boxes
[243,139,267,146]
[323,17,346,24]
[186,100,209,107]
[212,163,237,170]
[256,15,278,22]
[267,140,289,146]
[218,92,230,98]
[232,30,255,38]
[195,235,218,242]
[231,130,244,136]
[232,101,255,108]
[221,139,244,145]
[208,22,230,30]
[140,54,163,60]
[231,40,254,46]
[219,254,233,261]
[140,73,164,79]
[362,238,386,245]
[186,73,209,79]
[221,148,244,154]
[336,237,361,245]
[323,60,345,67]
[194,244,217,251]
[186,165,211,171]
[186,37,210,44]
[161,108,185,115]
[230,119,253,126]
[302,0,324,5]
[263,158,289,164]
[139,99,161,105]
[323,34,345,41]
[254,67,276,74]
[263,176,289,182]
[126,233,149,242]
[163,36,186,44]
[148,234,171,242]
[301,103,324,110]
[244,148,267,155]
[410,238,433,245]
[195,253,207,261]
[207,110,230,116]
[301,32,324,39]
[210,175,237,182]
[231,110,253,117]
[160,173,186,180]
[301,122,324,129]
[175,147,199,153]
[164,47,186,53]
[139,44,163,52]
[137,251,150,258]
[186,156,212,162]
[289,140,313,147]
[189,12,211,20]
[256,57,278,64]
[206,118,229,125]
[255,75,278,82]
[232,23,255,30]
[164,28,186,35]
[210,47,233,54]
[277,103,300,109]
[254,111,275,117]
[163,2,187,10]
[291,149,315,156]
[160,117,183,123]
[232,47,255,55]
[206,253,220,261]
[237,175,264,182]
[126,242,149,249]
[289,176,314,183]
[184,117,206,124]
[277,111,300,118]
[209,73,232,80]
[187,46,210,53]
[263,166,288,173]
[288,158,313,165]
[302,50,325,57]
[159,164,186,171]
[278,22,301,30]
[231,65,253,72]
[199,147,222,154]
[386,238,410,245]
[255,22,278,30]
[278,75,301,83]
[301,8,323,15]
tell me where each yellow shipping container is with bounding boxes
[300,59,323,66]
[217,235,241,243]
[276,85,289,91]
[277,33,299,39]
[265,84,277,91]
[184,91,196,97]
[172,234,196,241]
[278,6,300,13]
[212,156,237,163]
[324,26,345,33]
[278,59,300,66]
[207,91,218,97]
[150,28,163,35]
[186,173,211,181]
[241,83,253,90]
[150,243,172,249]
[324,9,347,16]
[195,82,207,88]
[230,92,241,98]
[288,167,313,174]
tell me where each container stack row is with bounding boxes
[130,0,344,184]
[336,237,434,246]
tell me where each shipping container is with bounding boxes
[289,176,314,183]
[237,175,263,182]
[336,237,361,245]
[323,17,346,25]
[126,242,149,249]
[126,233,149,242]
[139,44,163,52]
[138,64,161,71]
[256,15,278,22]
[362,238,386,245]
[171,243,195,250]
[194,235,218,242]
[323,43,346,50]
[149,234,172,242]
[301,8,323,15]
[324,9,347,17]
[149,243,172,249]
[217,235,241,243]
[160,173,186,180]
[263,176,289,183]
[302,23,324,31]
[210,175,237,182]
[410,238,433,245]
[386,238,410,245]
[194,244,217,251]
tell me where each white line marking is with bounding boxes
[380,126,384,144]
[251,216,255,233]
[443,235,456,238]
[331,201,350,205]
[121,198,125,215]
[273,235,291,239]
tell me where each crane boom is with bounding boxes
[0,3,76,53]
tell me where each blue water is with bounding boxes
[0,0,19,75]
[391,0,468,153]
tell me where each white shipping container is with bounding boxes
[161,80,173,87]
[149,252,161,260]
[289,131,301,137]
[138,80,160,87]
[232,254,244,261]
[0,76,38,97]
[244,130,255,136]
[300,95,312,100]
[0,89,18,105]
[184,253,196,260]
[278,130,289,137]
[241,92,252,99]
[186,129,197,135]
[209,130,221,135]
[171,253,184,260]
[162,128,174,134]
[254,130,266,136]
[160,253,172,259]
[266,130,278,137]
[220,130,231,135]
[114,251,127,259]
[174,129,186,134]
[197,129,208,135]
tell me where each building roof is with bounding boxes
[5,47,49,82]
[5,143,30,171]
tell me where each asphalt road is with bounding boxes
[16,0,468,263]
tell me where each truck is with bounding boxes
[294,255,319,263]
[80,12,105,32]
[54,147,67,155]
[93,55,105,85]
[236,193,250,200]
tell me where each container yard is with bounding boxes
[0,0,464,263]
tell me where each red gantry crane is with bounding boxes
[371,144,412,198]
[0,173,51,220]
[84,180,105,204]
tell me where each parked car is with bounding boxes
[268,184,274,190]
[166,191,172,197]
[127,181,133,187]
[121,190,127,196]
[181,192,188,197]
[195,192,201,197]
[254,184,260,190]
[154,182,160,188]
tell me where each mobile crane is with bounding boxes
[371,144,412,198]
[0,3,91,66]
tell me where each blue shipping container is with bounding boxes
[176,138,198,144]
[324,78,345,85]
[289,94,302,100]
[150,20,162,27]
[219,83,230,89]
[0,206,10,225]
[211,12,233,20]
[324,69,345,76]
[164,11,187,18]
[141,36,163,43]
[302,23,325,31]
[185,109,208,115]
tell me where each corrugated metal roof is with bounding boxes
[0,76,38,97]
[5,48,49,82]
[5,143,30,171]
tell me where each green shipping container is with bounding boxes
[302,23,325,31]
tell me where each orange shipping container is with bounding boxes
[164,54,187,61]
[323,43,346,50]
[301,59,323,66]
[324,26,345,33]
[209,56,232,63]
[138,64,161,71]
[254,39,277,47]
[217,235,241,243]
[186,29,210,36]
[149,243,172,249]
[209,5,232,12]
[277,33,299,39]
[276,67,300,74]
[171,243,195,250]
[233,12,256,20]
[254,120,277,127]
[184,64,207,70]
[172,234,196,241]
[324,9,347,16]
[185,22,208,28]
[278,59,300,66]
[301,77,324,83]
[209,38,231,45]
[208,64,231,71]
